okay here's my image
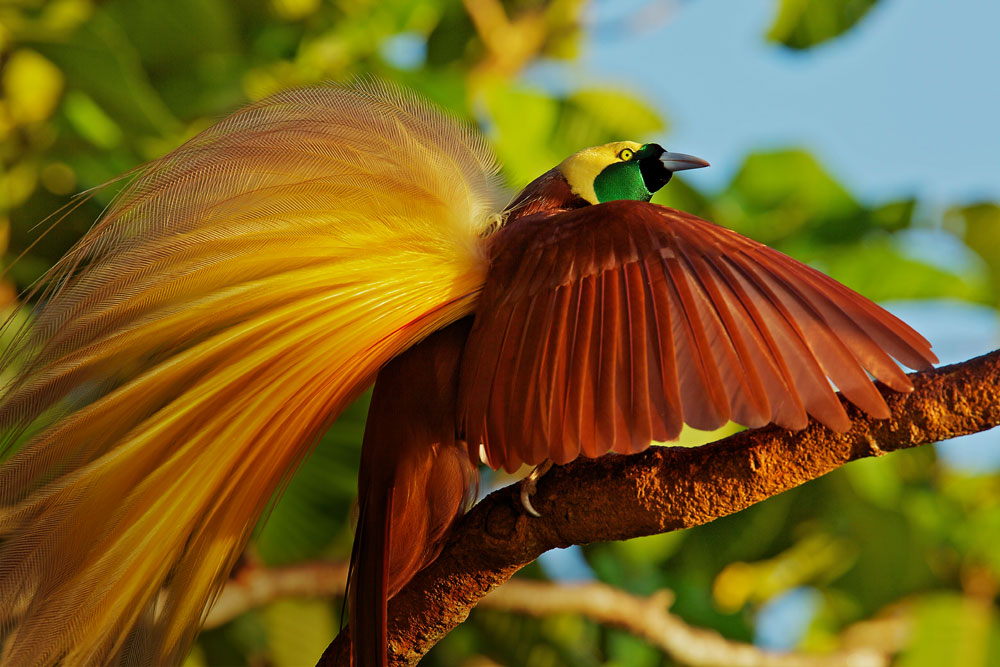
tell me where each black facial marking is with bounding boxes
[639,144,673,193]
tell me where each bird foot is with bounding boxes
[519,460,554,517]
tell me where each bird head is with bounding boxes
[557,141,709,205]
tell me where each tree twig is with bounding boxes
[482,580,888,667]
[207,563,894,666]
[318,350,1000,666]
[204,562,350,630]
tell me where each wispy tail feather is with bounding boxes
[0,82,497,665]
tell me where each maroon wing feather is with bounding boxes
[458,200,937,473]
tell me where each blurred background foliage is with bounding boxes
[1,0,998,665]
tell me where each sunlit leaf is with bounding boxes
[813,237,989,303]
[63,91,123,149]
[253,393,368,565]
[1,49,63,125]
[24,11,180,137]
[484,80,666,190]
[896,593,1000,667]
[271,0,322,21]
[768,0,880,50]
[718,149,862,244]
[260,599,337,667]
[553,88,664,154]
[540,0,586,61]
[945,202,1000,305]
[604,628,659,667]
[615,531,687,568]
[483,82,562,187]
[841,455,903,509]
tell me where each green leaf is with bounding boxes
[896,593,1000,667]
[718,149,863,245]
[26,14,180,139]
[615,530,688,568]
[104,0,246,119]
[553,88,664,152]
[811,237,989,303]
[260,599,337,667]
[483,83,563,188]
[483,81,666,191]
[63,91,123,149]
[768,0,880,50]
[452,607,601,667]
[425,3,474,67]
[841,455,903,510]
[945,202,1000,306]
[104,0,239,72]
[604,628,660,667]
[252,393,369,565]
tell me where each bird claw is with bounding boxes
[519,461,553,517]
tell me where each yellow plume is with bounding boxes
[0,81,500,665]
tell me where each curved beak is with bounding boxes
[660,152,710,172]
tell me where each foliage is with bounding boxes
[0,0,996,665]
[767,0,879,50]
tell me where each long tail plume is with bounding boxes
[0,81,499,665]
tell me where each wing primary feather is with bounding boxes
[610,270,632,455]
[739,251,890,419]
[622,262,637,447]
[505,293,544,462]
[694,254,804,424]
[588,271,617,458]
[751,250,912,392]
[661,252,730,430]
[540,285,574,461]
[562,280,598,462]
[708,255,808,430]
[723,252,850,431]
[640,257,683,441]
[573,276,601,451]
[674,244,769,428]
[683,250,773,427]
[483,302,520,471]
[764,250,936,371]
[621,262,653,453]
[551,285,578,465]
[497,298,534,471]
[693,217,934,369]
[522,289,561,465]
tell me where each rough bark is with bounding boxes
[319,350,1000,666]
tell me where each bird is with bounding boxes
[0,81,936,666]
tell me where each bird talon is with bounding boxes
[520,483,541,517]
[519,461,553,517]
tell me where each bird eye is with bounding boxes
[618,148,634,161]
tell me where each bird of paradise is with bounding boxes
[0,82,935,666]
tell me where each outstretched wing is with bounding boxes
[458,200,936,473]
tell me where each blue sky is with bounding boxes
[511,1,1000,649]
[517,0,1000,645]
[576,0,1000,205]
[566,0,1000,470]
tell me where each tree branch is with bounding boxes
[319,350,1000,666]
